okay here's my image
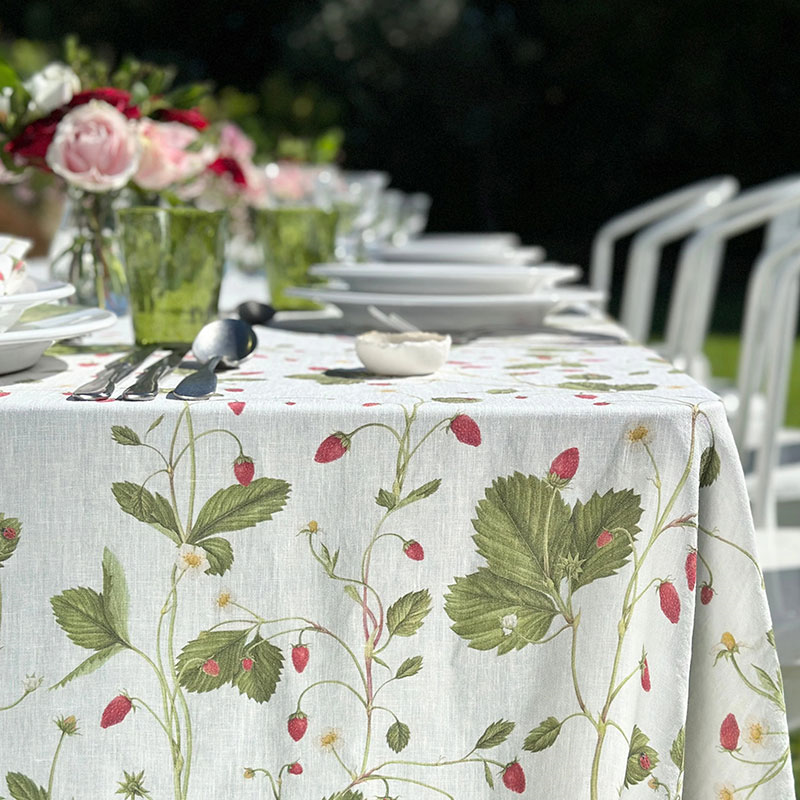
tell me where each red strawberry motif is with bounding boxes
[291,645,310,673]
[685,551,697,591]
[314,432,350,463]
[403,540,425,561]
[288,762,303,775]
[100,695,132,728]
[2,526,17,540]
[658,581,680,624]
[234,455,255,486]
[0,392,9,398]
[548,447,579,486]
[701,583,714,605]
[639,753,652,770]
[596,530,612,548]
[449,414,481,446]
[641,658,651,692]
[228,401,245,415]
[242,658,254,672]
[720,713,739,750]
[202,659,220,677]
[502,761,526,793]
[288,712,308,741]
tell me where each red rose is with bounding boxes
[208,156,247,186]
[69,88,140,118]
[153,107,209,130]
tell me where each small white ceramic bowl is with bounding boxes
[355,330,451,376]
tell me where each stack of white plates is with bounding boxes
[280,259,605,335]
[0,275,115,375]
[374,232,543,265]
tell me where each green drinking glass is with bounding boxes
[117,207,226,347]
[254,206,338,310]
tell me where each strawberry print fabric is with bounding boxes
[0,327,793,799]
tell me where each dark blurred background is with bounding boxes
[2,0,800,333]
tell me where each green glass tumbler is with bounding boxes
[254,207,338,310]
[117,207,226,347]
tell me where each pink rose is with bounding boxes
[45,100,140,192]
[219,123,255,162]
[134,119,214,191]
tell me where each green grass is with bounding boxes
[705,335,800,792]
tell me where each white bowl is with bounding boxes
[355,330,451,376]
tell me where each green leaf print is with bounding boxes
[51,586,128,651]
[396,479,441,509]
[177,629,251,693]
[375,488,397,509]
[386,720,411,752]
[233,633,284,704]
[445,568,557,652]
[699,445,721,487]
[753,665,785,709]
[483,760,495,788]
[197,537,234,576]
[111,426,142,446]
[323,792,364,800]
[472,472,572,593]
[5,772,47,800]
[0,515,21,567]
[523,717,562,752]
[146,414,164,434]
[557,381,658,392]
[112,482,182,544]
[474,719,515,749]
[288,371,372,385]
[670,726,685,769]
[624,726,659,787]
[386,589,431,637]
[432,396,481,403]
[50,644,127,689]
[567,489,643,591]
[102,547,130,641]
[395,655,423,679]
[188,477,291,543]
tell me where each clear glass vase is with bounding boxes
[48,188,128,313]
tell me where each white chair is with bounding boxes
[589,176,739,314]
[736,240,800,728]
[663,176,800,381]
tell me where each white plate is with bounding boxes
[376,242,546,264]
[0,305,116,375]
[0,277,75,332]
[416,232,521,248]
[283,286,606,334]
[310,262,580,295]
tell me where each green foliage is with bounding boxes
[523,717,562,752]
[395,655,423,679]
[624,726,659,787]
[699,445,721,488]
[112,482,182,544]
[188,477,291,543]
[386,720,410,752]
[0,515,21,568]
[5,772,47,800]
[475,719,515,750]
[198,537,234,576]
[670,727,685,770]
[386,589,431,637]
[111,426,142,446]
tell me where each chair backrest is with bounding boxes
[663,176,800,374]
[743,240,800,529]
[588,176,741,309]
[619,180,739,341]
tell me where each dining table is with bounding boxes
[0,293,794,800]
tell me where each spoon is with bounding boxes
[169,319,257,400]
[237,300,276,326]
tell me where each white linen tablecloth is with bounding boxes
[0,325,793,799]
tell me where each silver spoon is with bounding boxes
[169,319,257,400]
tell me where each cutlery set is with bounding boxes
[69,319,257,401]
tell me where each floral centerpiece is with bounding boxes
[0,49,217,310]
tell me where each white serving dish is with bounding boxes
[283,286,606,334]
[376,242,546,264]
[0,277,75,333]
[416,232,521,248]
[355,330,451,375]
[310,262,580,295]
[0,305,116,374]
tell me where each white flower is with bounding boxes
[744,716,768,748]
[46,100,141,192]
[24,62,80,114]
[501,613,518,636]
[22,674,43,693]
[215,588,235,613]
[714,783,735,800]
[176,544,210,576]
[318,727,343,752]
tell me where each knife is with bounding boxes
[69,348,155,401]
[119,349,188,401]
